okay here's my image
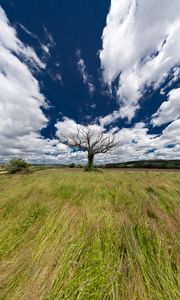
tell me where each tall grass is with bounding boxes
[0,169,180,299]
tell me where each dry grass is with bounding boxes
[0,169,180,299]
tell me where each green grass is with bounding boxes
[0,169,180,300]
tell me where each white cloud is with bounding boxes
[47,71,63,85]
[55,116,180,164]
[99,109,122,127]
[76,49,95,97]
[152,88,180,126]
[43,27,56,48]
[19,23,41,42]
[0,6,59,163]
[55,117,116,164]
[1,5,179,165]
[100,0,180,121]
[0,8,45,70]
[55,117,106,143]
[41,44,50,55]
[157,119,180,146]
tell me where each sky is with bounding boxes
[0,0,180,165]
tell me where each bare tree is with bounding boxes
[61,125,117,170]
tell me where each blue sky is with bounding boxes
[0,0,180,164]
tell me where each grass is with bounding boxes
[0,169,180,299]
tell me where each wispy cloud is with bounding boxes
[43,26,56,49]
[76,49,95,97]
[47,70,63,85]
[19,23,52,59]
[19,23,39,40]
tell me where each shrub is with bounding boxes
[69,163,75,168]
[6,158,29,174]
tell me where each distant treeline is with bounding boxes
[31,160,180,169]
[1,160,179,170]
[102,160,180,169]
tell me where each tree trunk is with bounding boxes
[87,152,94,170]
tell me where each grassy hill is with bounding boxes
[0,169,180,299]
[104,159,180,169]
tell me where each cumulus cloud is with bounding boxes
[152,88,180,126]
[55,117,117,164]
[55,116,180,164]
[55,117,106,143]
[1,4,179,165]
[100,0,180,121]
[76,49,95,97]
[0,6,59,162]
[99,110,122,127]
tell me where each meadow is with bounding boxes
[0,169,180,300]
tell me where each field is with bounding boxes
[0,169,180,300]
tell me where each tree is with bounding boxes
[6,158,29,174]
[61,126,117,170]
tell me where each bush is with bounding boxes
[6,158,29,174]
[69,163,75,168]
